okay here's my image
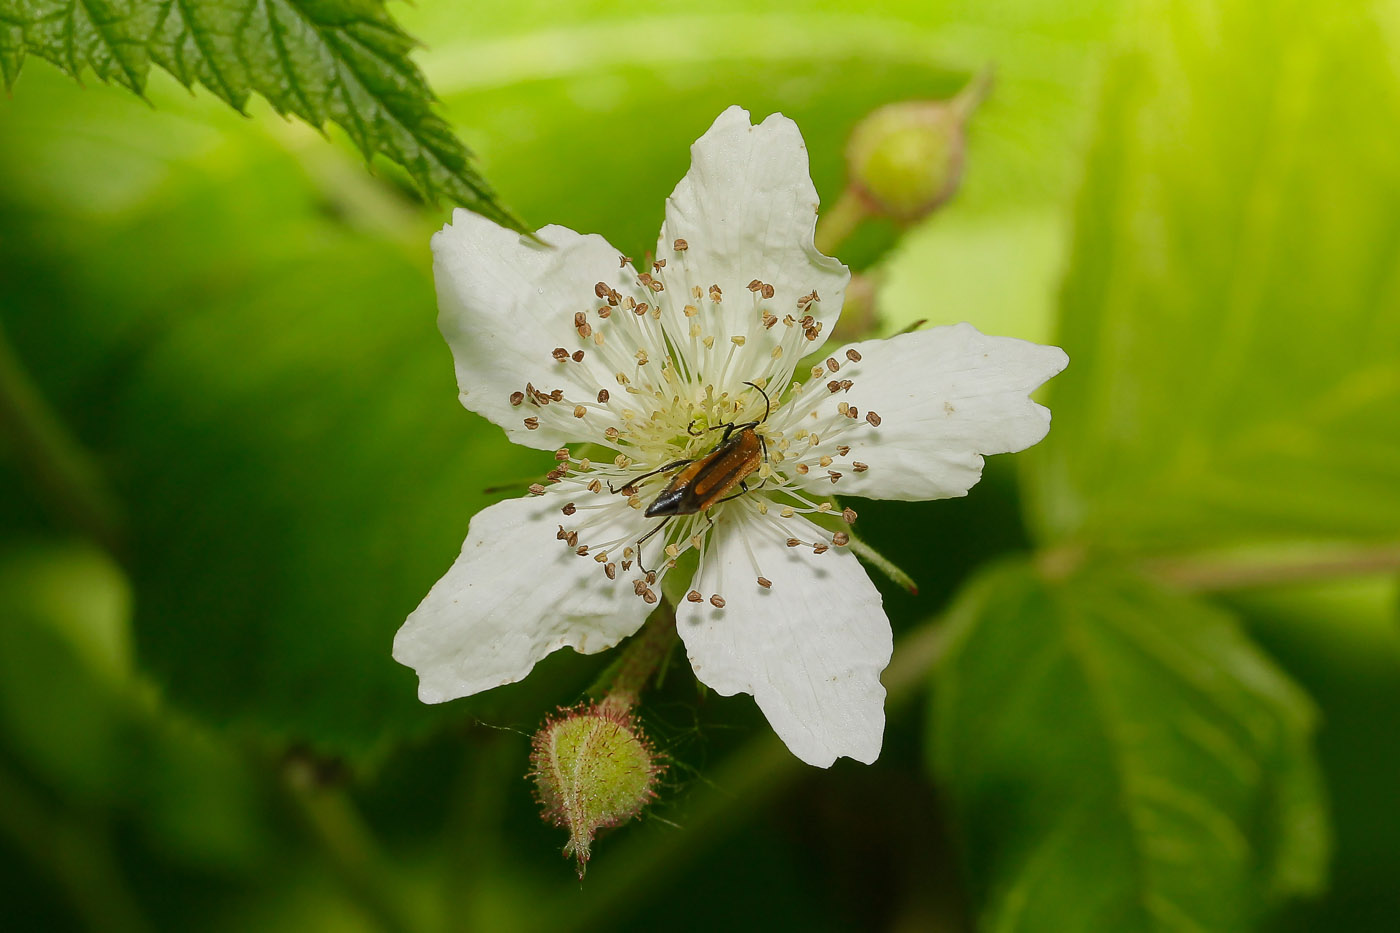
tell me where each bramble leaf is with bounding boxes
[0,0,522,229]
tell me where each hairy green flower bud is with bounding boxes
[845,74,990,222]
[530,703,662,877]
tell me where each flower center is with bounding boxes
[506,239,876,603]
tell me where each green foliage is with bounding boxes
[933,560,1328,932]
[0,0,522,229]
[1027,0,1400,552]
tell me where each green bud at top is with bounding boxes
[530,703,662,877]
[844,73,990,222]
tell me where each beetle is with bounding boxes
[617,382,771,571]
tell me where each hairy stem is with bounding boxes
[597,600,680,713]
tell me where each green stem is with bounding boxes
[1140,541,1400,592]
[814,187,870,256]
[596,600,679,713]
[284,760,421,933]
[0,317,123,555]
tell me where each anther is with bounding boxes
[797,290,819,309]
[572,350,585,362]
[587,479,602,494]
[546,467,565,482]
[604,427,620,440]
[553,347,569,361]
[646,571,657,584]
[795,463,810,474]
[826,357,840,373]
[866,411,882,426]
[574,311,587,327]
[828,471,842,483]
[598,307,612,318]
[595,282,611,299]
[838,402,849,415]
[565,531,579,547]
[643,589,658,604]
[597,389,610,403]
[842,507,858,523]
[653,258,666,270]
[634,302,649,317]
[709,285,723,302]
[709,595,726,608]
[509,391,525,406]
[562,503,577,516]
[827,380,842,393]
[633,580,648,596]
[819,456,833,467]
[846,348,862,362]
[731,336,746,346]
[573,405,587,418]
[786,537,801,548]
[550,389,564,401]
[840,380,853,392]
[622,560,633,571]
[555,449,570,461]
[529,483,546,495]
[847,406,859,420]
[605,563,617,579]
[813,543,829,554]
[524,417,540,430]
[674,238,688,251]
[833,533,850,547]
[619,255,630,268]
[853,462,868,472]
[686,590,703,602]
[837,445,850,456]
[761,283,774,299]
[577,323,592,338]
[575,545,589,557]
[747,279,763,292]
[757,577,772,589]
[556,525,569,540]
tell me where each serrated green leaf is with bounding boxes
[0,0,522,230]
[932,560,1329,932]
[1026,0,1400,551]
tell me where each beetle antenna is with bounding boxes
[742,380,771,423]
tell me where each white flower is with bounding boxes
[393,106,1067,768]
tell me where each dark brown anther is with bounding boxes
[709,595,726,608]
[866,411,882,426]
[828,471,842,483]
[562,503,577,516]
[634,302,649,316]
[653,258,666,271]
[576,545,589,557]
[747,279,763,292]
[757,577,773,589]
[673,238,689,251]
[846,348,862,362]
[709,284,723,301]
[605,563,617,579]
[840,379,853,392]
[550,389,564,401]
[529,483,546,495]
[619,256,631,268]
[572,350,585,363]
[598,306,612,318]
[813,543,829,555]
[804,327,820,341]
[642,589,659,604]
[618,484,637,497]
[546,467,565,482]
[557,525,569,540]
[797,290,820,309]
[524,417,540,430]
[595,282,611,299]
[842,507,858,523]
[577,323,593,338]
[509,391,525,406]
[827,380,842,393]
[833,532,850,547]
[761,283,774,299]
[853,462,868,472]
[597,389,610,403]
[826,358,840,373]
[786,537,801,548]
[848,406,859,420]
[565,531,579,547]
[646,571,657,584]
[552,347,569,361]
[621,560,633,571]
[633,579,648,596]
[574,311,588,328]
[686,590,703,602]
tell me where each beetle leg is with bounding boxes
[635,516,673,574]
[607,459,692,493]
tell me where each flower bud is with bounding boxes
[844,74,990,222]
[530,703,662,876]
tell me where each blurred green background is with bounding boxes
[1,0,1397,930]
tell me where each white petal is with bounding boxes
[779,323,1068,500]
[675,506,891,767]
[657,106,849,374]
[433,211,637,450]
[393,491,653,703]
